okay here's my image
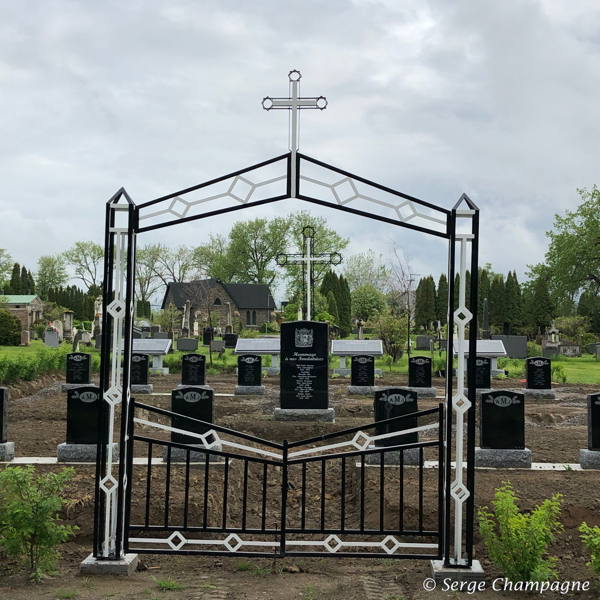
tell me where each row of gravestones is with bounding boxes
[468,356,553,390]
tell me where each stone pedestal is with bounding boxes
[402,386,437,398]
[80,553,139,576]
[0,442,15,461]
[430,560,485,584]
[580,449,600,470]
[61,383,97,392]
[163,443,223,462]
[365,445,423,465]
[149,355,169,375]
[131,384,153,394]
[475,447,532,468]
[273,408,335,422]
[265,367,280,376]
[347,385,378,395]
[57,443,118,462]
[333,368,382,376]
[235,385,266,395]
[467,388,556,400]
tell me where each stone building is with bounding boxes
[1,295,44,330]
[161,279,276,330]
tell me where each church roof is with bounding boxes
[2,295,41,304]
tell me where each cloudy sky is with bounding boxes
[1,0,599,300]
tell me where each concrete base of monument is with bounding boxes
[0,442,15,461]
[365,445,423,465]
[235,385,266,395]
[265,367,280,376]
[60,383,97,392]
[430,560,485,583]
[347,385,378,395]
[475,447,532,468]
[492,369,505,378]
[466,388,556,400]
[580,449,600,469]
[273,408,335,422]
[57,443,118,462]
[333,368,382,376]
[80,553,139,576]
[149,367,169,375]
[131,384,153,394]
[164,444,223,463]
[403,386,437,398]
[175,384,207,390]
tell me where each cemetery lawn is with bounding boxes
[0,339,46,357]
[555,355,600,384]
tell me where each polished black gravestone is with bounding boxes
[224,333,238,349]
[238,355,262,386]
[476,390,531,468]
[66,352,92,384]
[131,354,149,385]
[181,354,206,386]
[0,387,14,460]
[408,356,433,388]
[66,387,106,444]
[526,357,551,390]
[276,321,333,421]
[468,356,491,389]
[351,356,375,386]
[203,328,213,346]
[580,393,600,469]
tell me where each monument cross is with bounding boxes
[262,70,327,198]
[276,225,342,321]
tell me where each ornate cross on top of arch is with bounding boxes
[262,70,327,198]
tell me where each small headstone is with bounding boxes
[154,332,169,340]
[81,332,92,344]
[132,328,142,339]
[66,353,92,385]
[224,333,238,349]
[416,335,433,351]
[468,356,491,389]
[588,343,597,355]
[203,328,213,346]
[480,390,525,449]
[182,354,206,386]
[130,354,149,385]
[95,334,102,350]
[171,387,214,444]
[66,387,106,444]
[559,343,581,357]
[350,355,375,387]
[374,388,418,445]
[588,393,600,450]
[0,387,8,443]
[150,325,161,335]
[20,330,30,346]
[210,340,225,353]
[177,337,198,352]
[408,356,432,388]
[44,330,60,348]
[526,357,551,390]
[280,321,328,409]
[238,355,262,386]
[597,346,600,361]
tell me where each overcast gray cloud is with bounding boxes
[0,0,599,298]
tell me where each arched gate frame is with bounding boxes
[95,89,479,572]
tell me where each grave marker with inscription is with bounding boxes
[0,387,14,460]
[66,387,106,445]
[130,354,149,385]
[408,356,432,388]
[580,393,600,469]
[66,353,92,385]
[526,357,551,390]
[468,356,491,389]
[373,388,419,445]
[203,328,213,346]
[351,355,375,387]
[181,354,206,386]
[224,333,238,349]
[238,355,262,387]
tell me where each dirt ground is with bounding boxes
[1,371,599,599]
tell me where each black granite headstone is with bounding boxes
[66,387,106,444]
[203,328,213,346]
[408,356,432,388]
[171,387,214,444]
[280,321,328,409]
[374,388,419,446]
[0,387,8,443]
[526,357,551,390]
[182,354,205,386]
[66,352,92,384]
[350,355,375,387]
[224,333,238,349]
[238,355,262,386]
[588,393,600,451]
[130,354,149,385]
[480,390,525,449]
[468,356,491,389]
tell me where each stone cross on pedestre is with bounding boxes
[276,225,342,321]
[262,70,327,198]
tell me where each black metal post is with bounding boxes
[280,440,288,557]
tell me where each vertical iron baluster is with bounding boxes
[360,454,365,532]
[145,442,152,528]
[184,450,190,529]
[222,457,229,529]
[341,456,346,532]
[242,460,249,530]
[379,451,385,532]
[419,447,424,533]
[320,459,326,530]
[280,440,288,558]
[164,446,171,529]
[399,449,404,533]
[301,462,306,530]
[438,404,445,559]
[203,453,210,529]
[262,463,268,530]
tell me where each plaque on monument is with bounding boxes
[589,393,600,451]
[480,390,525,449]
[130,354,149,385]
[280,321,328,409]
[238,355,262,386]
[182,354,206,386]
[408,356,432,388]
[171,387,214,444]
[468,356,491,389]
[374,388,418,446]
[350,356,375,387]
[203,328,213,346]
[66,353,92,384]
[224,333,238,349]
[526,357,551,390]
[66,387,106,444]
[0,387,8,443]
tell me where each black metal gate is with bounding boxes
[125,400,444,560]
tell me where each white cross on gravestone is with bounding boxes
[276,225,342,321]
[262,70,327,198]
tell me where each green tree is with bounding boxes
[326,291,339,324]
[36,255,68,300]
[489,274,506,328]
[20,265,29,294]
[28,270,35,294]
[528,274,556,333]
[554,315,590,341]
[415,276,436,330]
[351,284,387,321]
[63,241,104,289]
[342,250,389,292]
[10,263,22,294]
[192,234,236,281]
[578,290,600,333]
[0,249,13,287]
[371,311,408,363]
[337,275,352,338]
[478,268,490,324]
[504,271,522,332]
[135,245,166,312]
[0,309,22,345]
[436,273,448,325]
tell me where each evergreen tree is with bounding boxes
[10,263,21,294]
[578,290,600,333]
[414,279,424,327]
[465,270,471,312]
[504,271,523,332]
[319,271,335,299]
[453,273,460,312]
[20,265,29,293]
[531,276,555,333]
[337,275,352,338]
[436,273,448,325]
[415,277,436,330]
[489,274,505,328]
[28,270,35,294]
[326,291,339,324]
[478,269,490,324]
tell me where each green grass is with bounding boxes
[0,339,47,357]
[56,590,79,599]
[152,576,185,591]
[554,354,600,384]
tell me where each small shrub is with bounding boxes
[153,576,185,591]
[478,482,563,583]
[240,329,260,338]
[235,560,250,571]
[0,466,78,579]
[331,373,340,379]
[206,367,220,376]
[527,341,542,357]
[552,363,567,383]
[0,309,22,346]
[579,522,600,576]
